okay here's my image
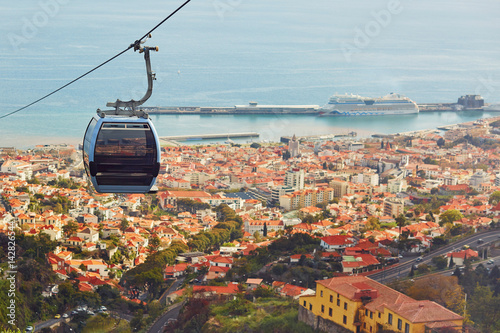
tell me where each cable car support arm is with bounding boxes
[99,35,159,118]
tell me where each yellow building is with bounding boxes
[298,276,463,333]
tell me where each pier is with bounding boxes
[159,132,259,142]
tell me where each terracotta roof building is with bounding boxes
[299,276,463,333]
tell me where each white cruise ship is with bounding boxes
[319,93,419,116]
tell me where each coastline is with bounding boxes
[8,114,500,151]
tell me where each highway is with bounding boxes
[368,229,500,283]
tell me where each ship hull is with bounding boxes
[318,93,419,116]
[319,108,419,116]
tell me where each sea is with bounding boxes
[1,0,500,148]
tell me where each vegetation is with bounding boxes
[398,261,500,332]
[121,241,188,300]
[171,295,315,333]
[405,275,467,320]
[439,209,464,226]
[176,198,210,214]
[81,314,131,333]
[47,177,81,189]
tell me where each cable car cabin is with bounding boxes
[83,115,161,193]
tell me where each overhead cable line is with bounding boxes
[0,0,192,120]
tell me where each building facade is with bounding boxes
[383,198,404,217]
[285,168,305,190]
[279,188,334,211]
[299,276,463,333]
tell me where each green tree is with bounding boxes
[439,209,464,225]
[120,219,129,232]
[130,309,145,331]
[448,255,454,269]
[468,285,500,331]
[62,221,79,238]
[489,191,500,205]
[409,265,415,277]
[431,256,448,270]
[250,142,261,149]
[148,235,161,252]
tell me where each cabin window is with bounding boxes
[388,313,393,325]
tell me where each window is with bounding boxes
[303,301,306,307]
[365,310,369,316]
[370,312,373,319]
[343,315,347,324]
[378,312,381,319]
[329,308,332,316]
[405,323,410,333]
[309,304,312,311]
[330,295,333,302]
[388,313,393,325]
[398,319,402,330]
[337,299,340,306]
[321,305,324,313]
[344,302,348,310]
[321,290,323,297]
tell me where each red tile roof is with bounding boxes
[317,276,462,324]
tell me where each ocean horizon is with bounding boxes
[1,0,500,148]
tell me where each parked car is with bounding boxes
[25,326,33,332]
[54,314,61,319]
[488,259,494,265]
[416,257,423,262]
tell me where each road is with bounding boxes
[147,302,183,333]
[34,318,62,332]
[159,277,185,305]
[147,277,186,333]
[416,255,500,279]
[368,229,500,283]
